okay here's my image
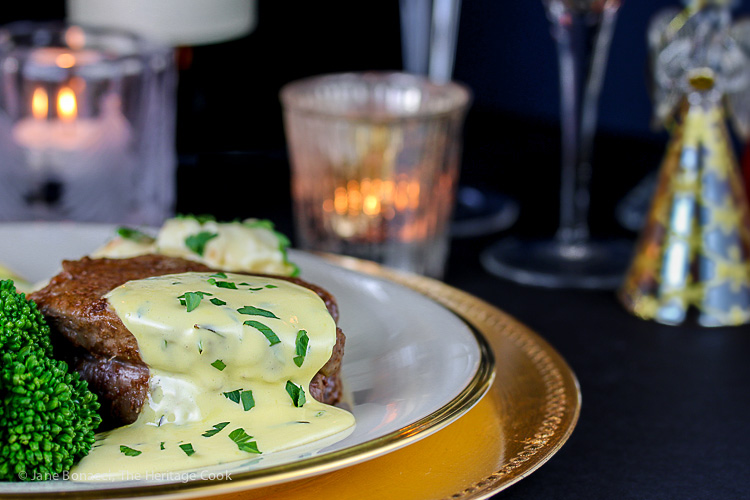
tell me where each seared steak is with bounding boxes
[29,255,345,427]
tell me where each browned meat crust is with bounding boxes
[29,255,346,427]
[72,352,150,429]
[31,255,213,364]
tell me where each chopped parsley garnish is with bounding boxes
[116,226,155,244]
[238,283,263,291]
[237,305,279,319]
[240,390,256,411]
[185,231,218,256]
[228,428,261,454]
[197,339,203,354]
[202,422,230,438]
[208,278,238,290]
[223,389,242,404]
[179,443,196,456]
[243,320,281,345]
[120,445,142,457]
[243,219,275,231]
[222,389,255,411]
[160,442,165,450]
[210,298,227,306]
[293,330,309,367]
[178,291,212,312]
[177,213,216,224]
[286,381,306,407]
[181,292,202,312]
[210,272,228,279]
[211,359,227,371]
[265,284,278,289]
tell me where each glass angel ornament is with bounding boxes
[618,0,750,326]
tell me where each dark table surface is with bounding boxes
[175,111,750,500]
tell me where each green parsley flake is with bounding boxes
[228,428,261,454]
[240,390,256,411]
[243,219,275,230]
[237,305,279,319]
[177,213,216,224]
[286,381,306,407]
[208,278,238,290]
[185,231,218,256]
[222,389,255,411]
[265,284,278,289]
[116,226,155,244]
[160,442,165,450]
[293,330,309,367]
[211,359,227,371]
[210,298,227,306]
[202,422,230,438]
[178,291,212,311]
[179,443,196,456]
[120,445,142,457]
[223,389,242,404]
[244,320,281,345]
[210,272,228,279]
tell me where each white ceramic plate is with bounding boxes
[0,222,494,498]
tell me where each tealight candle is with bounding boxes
[0,22,175,225]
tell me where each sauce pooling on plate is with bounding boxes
[72,272,355,480]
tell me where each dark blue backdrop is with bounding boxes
[456,0,750,138]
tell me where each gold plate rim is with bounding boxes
[0,253,497,500]
[326,255,582,499]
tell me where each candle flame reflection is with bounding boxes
[31,87,48,120]
[57,87,77,122]
[55,53,77,69]
[329,177,422,218]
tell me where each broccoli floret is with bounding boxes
[0,280,101,481]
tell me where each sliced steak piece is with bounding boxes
[29,255,346,427]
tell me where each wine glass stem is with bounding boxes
[549,3,619,247]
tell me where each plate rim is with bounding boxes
[357,257,582,498]
[0,229,496,499]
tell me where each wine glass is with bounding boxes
[399,0,520,238]
[481,0,633,289]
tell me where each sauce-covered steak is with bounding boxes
[29,255,345,428]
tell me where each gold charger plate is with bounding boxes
[200,256,581,500]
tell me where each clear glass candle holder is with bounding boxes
[281,72,470,279]
[0,21,177,225]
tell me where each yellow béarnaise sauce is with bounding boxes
[72,272,355,480]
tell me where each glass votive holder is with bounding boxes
[281,72,471,279]
[0,21,177,225]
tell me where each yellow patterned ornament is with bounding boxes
[618,74,750,326]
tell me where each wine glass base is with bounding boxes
[450,186,519,238]
[481,237,634,290]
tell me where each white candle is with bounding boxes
[12,86,130,177]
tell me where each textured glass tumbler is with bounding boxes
[0,22,177,225]
[281,73,470,278]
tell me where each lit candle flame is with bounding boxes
[55,53,77,69]
[57,87,77,122]
[31,87,48,120]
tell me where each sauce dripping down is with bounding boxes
[72,272,355,480]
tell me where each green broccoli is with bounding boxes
[0,280,101,481]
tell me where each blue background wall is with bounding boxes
[455,0,750,139]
